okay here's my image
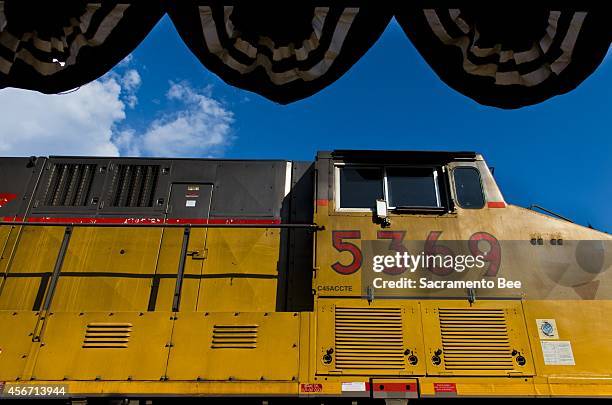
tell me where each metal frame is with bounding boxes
[333,164,383,213]
[334,163,444,212]
[451,166,486,210]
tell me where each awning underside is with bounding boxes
[0,2,609,108]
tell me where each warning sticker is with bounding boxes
[300,384,322,393]
[186,200,196,207]
[342,382,366,392]
[541,341,575,365]
[433,382,457,395]
[536,319,559,339]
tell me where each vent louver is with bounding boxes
[43,163,96,206]
[211,325,258,349]
[438,308,513,371]
[83,323,132,349]
[334,307,405,370]
[110,164,159,208]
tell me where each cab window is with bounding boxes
[387,167,440,208]
[337,165,444,210]
[338,167,383,209]
[453,167,485,209]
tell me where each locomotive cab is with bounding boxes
[311,150,611,397]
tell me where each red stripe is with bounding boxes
[2,216,23,222]
[316,199,329,207]
[166,218,281,225]
[24,217,162,224]
[487,201,506,208]
[1,217,281,225]
[0,193,18,208]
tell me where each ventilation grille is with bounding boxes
[334,307,405,370]
[211,325,258,349]
[439,308,513,371]
[42,163,96,206]
[110,164,159,207]
[82,323,132,349]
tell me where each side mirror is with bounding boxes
[376,199,391,227]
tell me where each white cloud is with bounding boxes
[115,82,235,157]
[0,77,125,156]
[119,69,141,108]
[0,67,234,158]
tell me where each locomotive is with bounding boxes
[0,150,610,401]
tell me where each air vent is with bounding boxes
[334,307,405,370]
[110,164,159,207]
[42,163,96,206]
[82,323,132,349]
[438,308,513,371]
[211,325,258,349]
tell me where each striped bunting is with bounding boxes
[0,1,164,93]
[166,2,392,104]
[0,3,608,108]
[395,7,611,108]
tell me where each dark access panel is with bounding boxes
[167,183,213,220]
[0,157,45,219]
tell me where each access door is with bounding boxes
[154,183,214,312]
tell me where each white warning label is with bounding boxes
[341,382,366,392]
[186,200,196,207]
[541,340,575,365]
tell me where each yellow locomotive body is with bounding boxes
[0,151,610,400]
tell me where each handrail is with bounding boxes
[0,220,324,230]
[528,204,573,223]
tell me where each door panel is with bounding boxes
[197,228,281,311]
[160,183,213,311]
[316,300,426,376]
[0,226,65,311]
[420,300,535,376]
[33,312,173,380]
[166,312,300,381]
[52,227,164,312]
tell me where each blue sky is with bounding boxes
[131,17,611,232]
[1,17,610,231]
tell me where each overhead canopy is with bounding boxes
[166,2,392,104]
[0,2,609,108]
[0,1,164,93]
[395,7,611,109]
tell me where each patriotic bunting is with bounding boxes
[0,2,609,108]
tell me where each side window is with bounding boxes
[339,167,383,209]
[387,167,440,208]
[453,167,485,209]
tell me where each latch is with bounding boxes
[187,249,207,260]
